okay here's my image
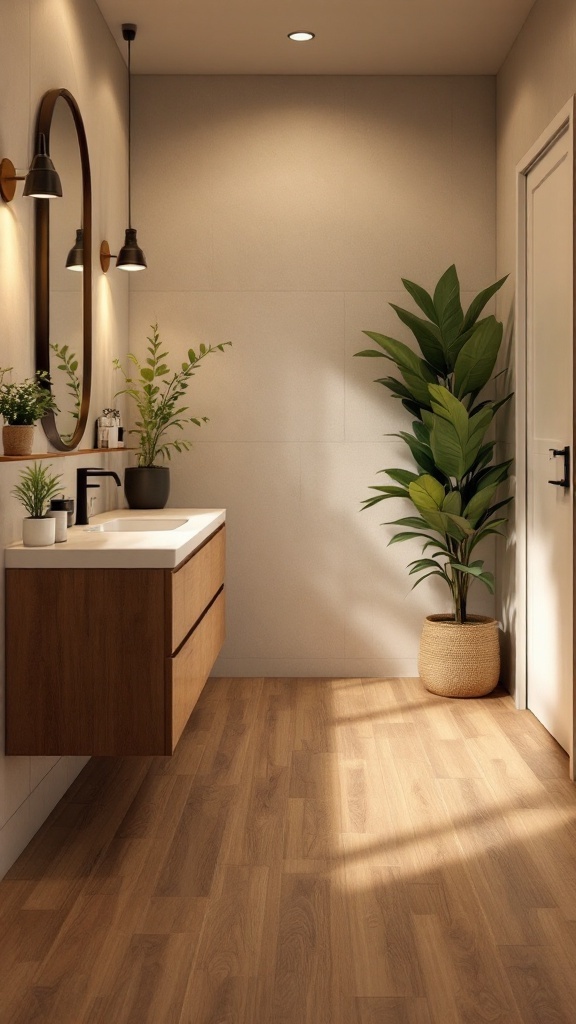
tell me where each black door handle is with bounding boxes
[548,446,571,489]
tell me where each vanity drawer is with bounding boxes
[170,525,226,652]
[168,588,225,751]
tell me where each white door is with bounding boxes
[526,124,573,756]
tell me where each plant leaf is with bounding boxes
[461,274,508,333]
[389,304,447,374]
[401,277,438,324]
[411,570,451,590]
[450,564,495,593]
[412,420,430,445]
[463,483,498,526]
[433,265,464,347]
[428,385,493,480]
[408,558,447,574]
[387,516,432,529]
[442,490,462,516]
[453,316,503,399]
[385,468,420,487]
[388,531,439,545]
[408,474,445,512]
[419,508,474,540]
[395,432,438,476]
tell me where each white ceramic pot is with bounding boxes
[22,516,56,547]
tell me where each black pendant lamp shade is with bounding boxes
[116,227,147,271]
[117,23,147,272]
[23,133,63,199]
[65,228,84,271]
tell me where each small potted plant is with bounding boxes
[355,265,512,697]
[0,368,58,456]
[12,461,63,546]
[113,323,231,509]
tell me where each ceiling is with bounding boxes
[95,0,537,76]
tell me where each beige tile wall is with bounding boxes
[131,74,497,677]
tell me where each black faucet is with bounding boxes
[76,468,122,525]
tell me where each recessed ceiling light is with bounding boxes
[288,31,315,42]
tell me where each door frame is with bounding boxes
[514,97,576,776]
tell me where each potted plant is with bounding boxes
[12,461,63,546]
[113,323,231,509]
[355,265,512,697]
[0,368,58,456]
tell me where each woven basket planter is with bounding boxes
[2,424,35,456]
[418,614,500,698]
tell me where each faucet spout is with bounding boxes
[76,468,122,526]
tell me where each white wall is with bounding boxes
[131,74,497,678]
[496,0,576,691]
[0,0,130,877]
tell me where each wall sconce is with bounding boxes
[117,23,147,271]
[100,240,114,272]
[0,134,63,203]
[65,228,84,271]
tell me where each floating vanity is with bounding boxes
[5,508,226,756]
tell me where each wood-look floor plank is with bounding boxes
[270,873,333,1023]
[354,996,433,1024]
[153,782,236,897]
[196,695,256,785]
[3,677,576,1023]
[499,944,576,1024]
[251,678,297,774]
[228,765,290,866]
[294,679,335,753]
[438,776,555,945]
[344,862,425,998]
[82,931,198,1024]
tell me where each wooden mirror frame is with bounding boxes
[35,88,92,451]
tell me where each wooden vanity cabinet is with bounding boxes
[5,525,225,756]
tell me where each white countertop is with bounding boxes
[5,508,226,569]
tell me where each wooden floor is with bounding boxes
[2,677,576,1023]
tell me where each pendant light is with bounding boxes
[116,23,147,271]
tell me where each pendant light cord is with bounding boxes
[127,35,132,230]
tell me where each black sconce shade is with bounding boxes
[65,228,84,271]
[23,133,63,198]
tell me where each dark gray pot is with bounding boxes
[124,466,170,509]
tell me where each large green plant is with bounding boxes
[355,265,512,624]
[113,323,231,467]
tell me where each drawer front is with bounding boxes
[170,525,225,652]
[168,589,225,751]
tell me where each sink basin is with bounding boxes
[98,518,188,532]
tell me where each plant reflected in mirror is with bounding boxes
[50,343,80,444]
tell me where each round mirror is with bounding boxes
[34,89,92,451]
